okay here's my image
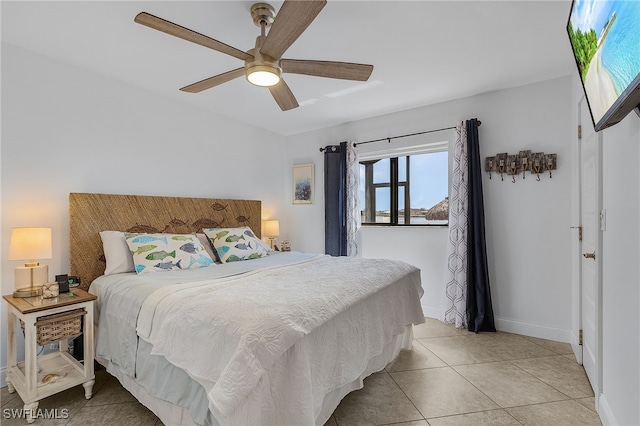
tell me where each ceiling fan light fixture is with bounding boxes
[247,64,281,87]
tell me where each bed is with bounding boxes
[69,192,425,426]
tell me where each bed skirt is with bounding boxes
[96,324,414,426]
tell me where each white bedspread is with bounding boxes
[136,254,424,425]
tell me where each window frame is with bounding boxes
[360,149,448,227]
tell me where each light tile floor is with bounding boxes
[1,318,601,426]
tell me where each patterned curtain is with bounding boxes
[324,141,359,256]
[442,119,496,332]
[345,142,360,257]
[442,122,469,328]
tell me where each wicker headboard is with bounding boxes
[69,193,261,290]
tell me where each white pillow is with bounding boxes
[126,233,215,274]
[99,231,135,275]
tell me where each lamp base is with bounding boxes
[14,264,48,298]
[13,286,41,298]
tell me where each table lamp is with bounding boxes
[9,227,52,298]
[263,220,280,249]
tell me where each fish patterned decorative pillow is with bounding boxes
[125,233,215,274]
[202,227,270,263]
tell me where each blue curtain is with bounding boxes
[324,142,348,256]
[466,119,496,332]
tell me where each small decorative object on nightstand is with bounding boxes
[3,289,97,424]
[41,282,59,298]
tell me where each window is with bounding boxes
[359,149,449,226]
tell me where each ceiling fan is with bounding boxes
[134,0,374,111]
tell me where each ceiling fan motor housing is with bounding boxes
[245,37,281,86]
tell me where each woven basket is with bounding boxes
[21,309,85,346]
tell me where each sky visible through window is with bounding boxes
[359,151,448,211]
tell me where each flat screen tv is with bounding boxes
[567,0,640,131]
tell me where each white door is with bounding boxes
[579,97,602,398]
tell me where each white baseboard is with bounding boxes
[421,312,572,343]
[422,305,571,343]
[597,393,616,426]
[494,316,571,343]
[421,304,442,321]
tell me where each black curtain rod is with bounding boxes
[319,120,481,152]
[355,120,482,147]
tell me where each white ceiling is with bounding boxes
[1,1,576,136]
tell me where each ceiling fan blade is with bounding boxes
[268,79,299,111]
[260,0,327,60]
[180,68,245,93]
[135,12,252,61]
[281,59,373,81]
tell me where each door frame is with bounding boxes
[570,98,583,363]
[572,90,604,408]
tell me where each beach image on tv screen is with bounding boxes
[568,0,640,123]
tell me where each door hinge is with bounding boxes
[579,329,583,345]
[578,124,582,140]
[571,226,583,241]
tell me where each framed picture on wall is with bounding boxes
[292,163,314,204]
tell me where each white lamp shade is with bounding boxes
[263,220,280,237]
[9,227,53,261]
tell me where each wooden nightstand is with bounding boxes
[3,289,96,424]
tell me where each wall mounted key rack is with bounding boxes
[485,151,557,182]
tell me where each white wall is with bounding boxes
[0,43,287,385]
[598,112,640,426]
[360,227,448,318]
[284,76,574,340]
